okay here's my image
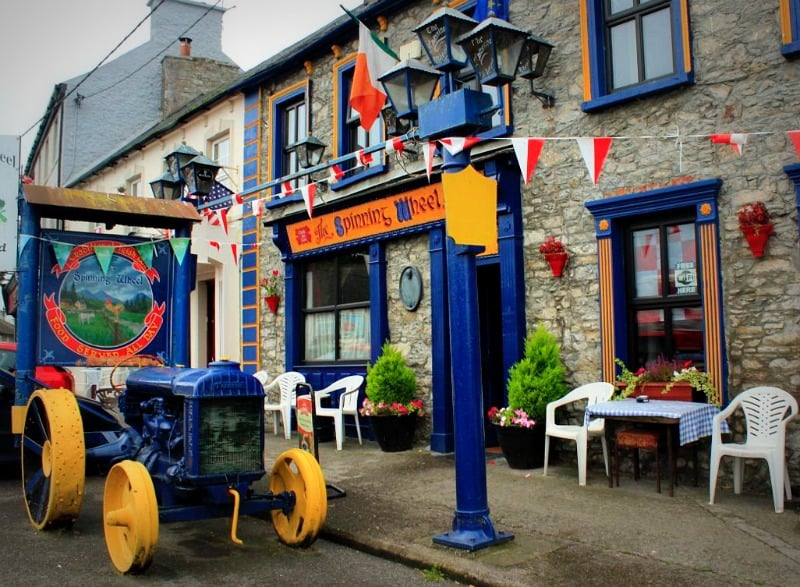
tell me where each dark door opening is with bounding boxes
[205,279,215,365]
[477,263,504,447]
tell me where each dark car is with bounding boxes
[0,341,75,391]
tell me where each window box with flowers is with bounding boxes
[614,356,720,406]
[737,201,773,257]
[539,235,569,277]
[260,269,283,314]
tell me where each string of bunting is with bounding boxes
[220,128,800,221]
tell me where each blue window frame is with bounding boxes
[269,82,309,197]
[332,58,387,190]
[581,0,694,112]
[781,0,800,57]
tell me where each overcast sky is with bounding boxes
[0,0,362,163]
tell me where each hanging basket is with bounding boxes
[264,295,280,314]
[543,252,569,277]
[740,223,773,258]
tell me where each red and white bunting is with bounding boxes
[788,131,800,159]
[510,138,545,184]
[300,183,317,219]
[422,142,436,182]
[281,181,295,197]
[230,243,238,265]
[251,198,265,217]
[710,133,747,156]
[355,149,374,167]
[232,192,244,205]
[439,136,481,156]
[385,136,405,155]
[209,240,221,251]
[329,164,345,184]
[577,137,613,185]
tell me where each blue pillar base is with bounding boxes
[429,430,454,454]
[433,513,514,552]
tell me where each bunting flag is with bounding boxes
[18,234,31,258]
[788,130,800,159]
[216,208,229,235]
[439,137,481,156]
[344,6,399,132]
[230,243,239,265]
[710,133,747,156]
[385,136,405,155]
[209,240,221,251]
[170,237,190,266]
[232,192,244,205]
[300,183,317,219]
[422,141,436,182]
[510,138,545,184]
[329,163,345,184]
[133,242,154,269]
[251,198,265,217]
[94,245,114,275]
[355,148,374,167]
[52,241,73,270]
[577,137,613,185]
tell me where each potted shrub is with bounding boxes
[614,356,720,406]
[488,324,568,469]
[360,342,424,452]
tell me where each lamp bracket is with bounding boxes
[530,80,555,108]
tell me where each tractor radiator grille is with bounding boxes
[197,397,262,476]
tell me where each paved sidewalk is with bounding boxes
[265,434,800,586]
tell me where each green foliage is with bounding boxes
[422,565,447,582]
[506,324,568,422]
[365,341,417,405]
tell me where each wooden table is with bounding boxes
[585,399,726,496]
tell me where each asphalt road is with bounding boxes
[0,468,458,586]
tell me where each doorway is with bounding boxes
[477,262,504,447]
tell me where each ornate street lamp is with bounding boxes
[517,34,555,107]
[379,59,441,121]
[149,171,182,200]
[180,155,221,197]
[413,6,478,72]
[165,143,200,182]
[455,15,530,86]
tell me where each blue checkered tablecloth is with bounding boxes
[585,399,728,445]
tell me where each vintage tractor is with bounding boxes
[12,185,327,574]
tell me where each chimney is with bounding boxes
[179,37,192,57]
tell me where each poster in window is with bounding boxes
[674,261,697,295]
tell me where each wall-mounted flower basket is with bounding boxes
[740,223,773,258]
[264,295,280,314]
[543,252,569,277]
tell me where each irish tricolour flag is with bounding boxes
[344,7,399,132]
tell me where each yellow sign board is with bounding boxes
[442,165,497,255]
[287,183,445,253]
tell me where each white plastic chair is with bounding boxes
[543,382,615,486]
[709,386,798,513]
[313,375,365,450]
[263,371,306,440]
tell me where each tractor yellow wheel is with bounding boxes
[103,460,159,574]
[269,448,327,547]
[21,388,85,529]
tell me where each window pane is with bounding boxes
[305,313,335,361]
[339,308,370,360]
[673,307,703,365]
[610,0,634,14]
[338,254,370,304]
[666,223,696,295]
[305,259,337,307]
[610,20,638,89]
[633,228,661,297]
[635,308,665,363]
[643,8,673,80]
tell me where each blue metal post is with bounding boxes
[15,191,40,407]
[172,225,193,367]
[432,150,513,550]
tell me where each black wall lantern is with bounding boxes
[517,35,555,107]
[456,15,530,87]
[149,171,182,200]
[293,135,327,169]
[379,59,441,121]
[165,143,200,181]
[180,155,221,196]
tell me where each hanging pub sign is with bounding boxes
[38,230,174,365]
[287,183,444,253]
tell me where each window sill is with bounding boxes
[782,41,800,59]
[582,73,693,113]
[330,163,387,191]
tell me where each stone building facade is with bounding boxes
[233,0,800,480]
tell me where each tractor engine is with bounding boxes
[119,360,265,510]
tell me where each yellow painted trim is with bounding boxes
[780,0,793,44]
[267,80,309,183]
[700,223,723,405]
[680,0,692,73]
[11,404,25,434]
[332,54,357,158]
[579,1,592,102]
[598,237,615,382]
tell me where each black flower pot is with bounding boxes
[494,424,546,469]
[367,415,418,452]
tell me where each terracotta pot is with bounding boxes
[543,252,569,277]
[631,382,706,403]
[494,423,546,469]
[264,295,280,314]
[740,223,773,257]
[367,415,418,452]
